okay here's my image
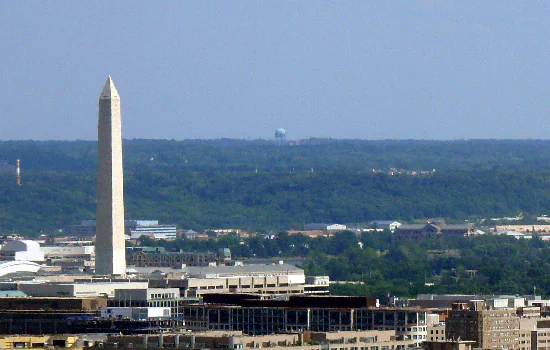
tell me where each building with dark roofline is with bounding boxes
[395,223,476,240]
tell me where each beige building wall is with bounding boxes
[106,330,417,349]
[493,225,550,233]
[428,323,446,342]
[518,330,532,350]
[520,318,550,350]
[183,276,305,297]
[0,335,80,349]
[532,329,550,350]
[422,340,474,350]
[41,246,95,259]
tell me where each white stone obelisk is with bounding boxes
[95,76,126,276]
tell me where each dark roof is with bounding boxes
[396,224,432,230]
[368,220,398,226]
[127,247,166,253]
[397,223,474,231]
[440,223,475,230]
[182,264,303,277]
[203,294,378,309]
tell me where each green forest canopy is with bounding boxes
[0,139,550,234]
[138,231,550,299]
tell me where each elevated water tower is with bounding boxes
[275,128,286,145]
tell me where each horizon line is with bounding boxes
[1,137,550,142]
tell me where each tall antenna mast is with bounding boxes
[16,159,21,186]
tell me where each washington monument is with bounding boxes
[95,76,126,276]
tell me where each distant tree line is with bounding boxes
[4,139,550,172]
[1,140,550,235]
[137,231,550,299]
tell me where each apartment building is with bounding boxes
[445,301,520,349]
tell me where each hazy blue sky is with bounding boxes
[1,1,549,140]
